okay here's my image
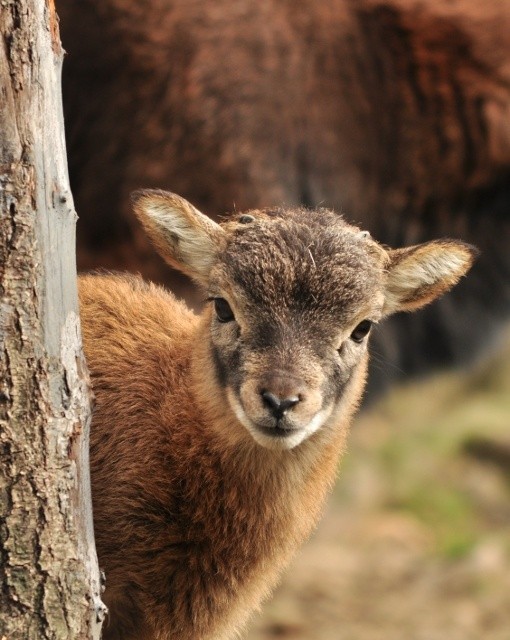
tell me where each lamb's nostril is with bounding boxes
[261,391,280,412]
[279,396,300,412]
[261,391,300,419]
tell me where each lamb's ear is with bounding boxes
[383,240,478,315]
[131,189,224,285]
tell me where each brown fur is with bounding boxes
[79,192,476,639]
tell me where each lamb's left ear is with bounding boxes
[383,240,478,315]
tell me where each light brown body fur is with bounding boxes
[79,191,476,639]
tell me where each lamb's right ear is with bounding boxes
[131,189,224,285]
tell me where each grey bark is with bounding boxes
[0,0,105,637]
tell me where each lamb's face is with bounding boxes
[207,209,388,450]
[132,189,477,451]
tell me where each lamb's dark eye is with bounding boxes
[350,320,372,343]
[214,298,235,323]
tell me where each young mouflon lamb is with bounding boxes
[79,190,476,640]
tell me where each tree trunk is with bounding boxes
[0,0,105,637]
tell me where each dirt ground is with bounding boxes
[246,333,510,640]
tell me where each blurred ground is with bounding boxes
[246,330,510,640]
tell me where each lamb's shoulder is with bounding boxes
[79,272,193,375]
[79,272,197,464]
[79,273,196,343]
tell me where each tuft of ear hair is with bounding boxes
[383,239,479,315]
[131,189,224,285]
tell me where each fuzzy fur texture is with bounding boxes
[79,192,476,639]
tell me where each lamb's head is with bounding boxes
[132,190,477,450]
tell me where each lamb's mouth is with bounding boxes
[255,423,302,438]
[226,387,334,450]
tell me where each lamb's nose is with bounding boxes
[261,391,300,419]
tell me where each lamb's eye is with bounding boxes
[214,298,235,323]
[350,320,372,343]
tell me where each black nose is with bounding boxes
[261,391,300,419]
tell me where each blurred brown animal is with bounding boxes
[59,0,510,394]
[79,190,476,639]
